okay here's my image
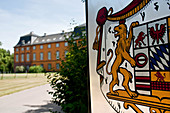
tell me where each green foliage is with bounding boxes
[28,65,44,73]
[15,65,25,73]
[47,34,88,113]
[0,48,14,73]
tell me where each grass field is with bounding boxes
[0,73,49,97]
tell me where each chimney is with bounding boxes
[30,31,34,35]
[62,30,64,34]
[44,33,47,36]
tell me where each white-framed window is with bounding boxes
[48,63,51,69]
[56,51,59,59]
[26,53,29,61]
[33,46,36,50]
[56,63,60,69]
[40,52,43,60]
[56,43,59,47]
[16,48,19,52]
[21,48,24,51]
[48,52,51,60]
[64,42,68,46]
[16,54,18,62]
[48,44,51,48]
[40,45,43,49]
[33,53,36,61]
[65,50,68,57]
[26,47,29,50]
[21,54,24,61]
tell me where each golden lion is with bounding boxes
[106,21,139,98]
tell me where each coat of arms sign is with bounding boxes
[88,0,170,112]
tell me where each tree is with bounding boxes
[47,33,88,113]
[0,48,14,73]
[9,53,14,73]
[28,65,44,73]
[15,66,25,73]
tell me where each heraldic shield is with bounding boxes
[91,0,170,112]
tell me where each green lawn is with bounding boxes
[0,73,48,97]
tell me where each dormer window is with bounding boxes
[59,37,62,40]
[47,39,51,42]
[22,40,25,44]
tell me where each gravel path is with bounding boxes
[0,84,64,113]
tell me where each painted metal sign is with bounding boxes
[87,0,170,112]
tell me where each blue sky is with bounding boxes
[0,0,85,53]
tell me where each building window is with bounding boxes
[40,45,43,49]
[26,53,29,61]
[16,48,19,52]
[56,43,59,47]
[16,54,18,62]
[56,51,59,59]
[65,42,68,46]
[48,64,51,69]
[33,46,36,50]
[48,52,51,60]
[40,52,43,60]
[48,44,51,48]
[33,53,36,61]
[40,64,44,68]
[26,47,29,50]
[21,48,24,51]
[65,50,68,57]
[56,63,60,69]
[21,54,24,61]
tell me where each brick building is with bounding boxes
[14,24,86,72]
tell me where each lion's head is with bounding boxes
[114,24,127,38]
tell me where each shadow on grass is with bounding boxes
[24,100,64,113]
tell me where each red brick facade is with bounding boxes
[14,24,86,72]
